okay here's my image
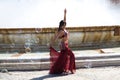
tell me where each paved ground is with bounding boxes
[0,66,120,80]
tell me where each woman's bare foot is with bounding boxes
[71,70,75,74]
[63,70,69,75]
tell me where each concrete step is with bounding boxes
[76,53,120,60]
[76,58,120,68]
[1,53,120,63]
[1,57,120,71]
[1,52,120,71]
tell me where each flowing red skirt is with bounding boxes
[49,45,76,74]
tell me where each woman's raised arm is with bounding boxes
[64,8,67,22]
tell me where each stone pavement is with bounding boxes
[0,66,120,80]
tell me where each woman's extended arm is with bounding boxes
[64,8,67,22]
[50,31,64,47]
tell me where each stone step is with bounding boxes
[76,58,120,68]
[1,58,120,71]
[76,53,120,60]
[1,53,120,63]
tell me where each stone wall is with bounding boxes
[0,26,120,53]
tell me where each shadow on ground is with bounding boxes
[30,74,69,80]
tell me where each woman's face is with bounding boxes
[62,23,66,29]
[61,25,65,29]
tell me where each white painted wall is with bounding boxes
[0,0,120,28]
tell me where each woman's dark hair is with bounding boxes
[58,20,66,31]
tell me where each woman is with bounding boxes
[49,9,76,74]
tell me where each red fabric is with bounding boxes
[49,43,76,74]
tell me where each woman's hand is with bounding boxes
[49,43,52,47]
[64,8,67,14]
[47,43,52,48]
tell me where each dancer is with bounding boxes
[49,9,76,74]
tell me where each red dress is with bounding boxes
[49,42,76,74]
